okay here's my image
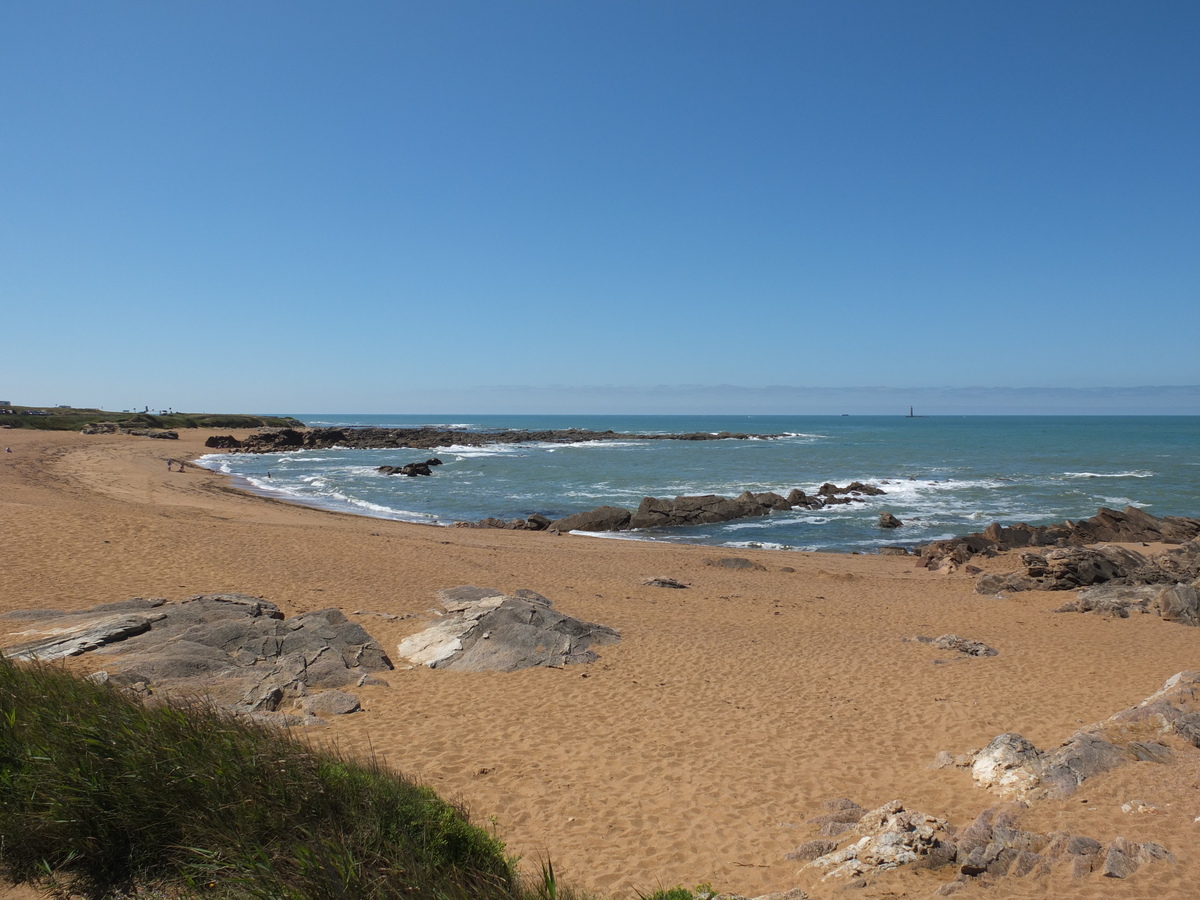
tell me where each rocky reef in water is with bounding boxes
[205,426,781,452]
[455,482,891,533]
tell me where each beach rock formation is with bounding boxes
[548,505,633,532]
[919,506,1200,573]
[878,511,902,528]
[205,434,243,449]
[454,514,552,531]
[396,586,619,672]
[906,634,998,657]
[977,538,1200,594]
[797,798,1171,886]
[643,577,688,588]
[805,801,1168,888]
[947,670,1200,802]
[1050,583,1200,625]
[1,594,392,724]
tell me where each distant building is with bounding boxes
[0,401,10,406]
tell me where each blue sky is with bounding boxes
[2,1,1197,414]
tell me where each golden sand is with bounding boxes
[2,428,1197,899]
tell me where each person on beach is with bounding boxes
[167,459,173,471]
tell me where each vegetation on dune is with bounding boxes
[0,656,537,900]
[0,406,304,431]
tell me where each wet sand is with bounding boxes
[2,428,1197,899]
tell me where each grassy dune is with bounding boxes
[0,657,539,900]
[0,406,304,431]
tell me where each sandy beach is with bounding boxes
[2,428,1198,900]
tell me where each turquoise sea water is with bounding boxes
[197,415,1200,553]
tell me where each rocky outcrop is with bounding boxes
[627,491,790,529]
[548,506,633,533]
[819,481,886,497]
[974,538,1200,631]
[205,434,243,449]
[920,506,1200,573]
[981,539,1200,594]
[1050,583,1200,626]
[377,458,442,477]
[397,587,619,672]
[906,634,998,657]
[453,514,552,531]
[545,483,887,533]
[797,798,1171,886]
[2,595,392,724]
[946,671,1200,802]
[878,511,902,528]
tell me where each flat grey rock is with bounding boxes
[398,587,619,672]
[2,594,393,722]
[704,557,767,570]
[2,611,164,661]
[301,690,361,716]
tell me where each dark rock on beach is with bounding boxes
[454,515,552,531]
[548,505,633,532]
[643,577,689,589]
[205,434,244,449]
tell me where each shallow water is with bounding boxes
[197,415,1200,553]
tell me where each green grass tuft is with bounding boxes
[0,656,519,899]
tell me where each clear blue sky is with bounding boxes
[2,1,1197,414]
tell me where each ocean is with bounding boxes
[195,415,1200,554]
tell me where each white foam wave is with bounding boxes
[722,540,796,551]
[435,444,528,458]
[723,520,777,531]
[1101,497,1138,508]
[547,440,648,450]
[1063,471,1155,479]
